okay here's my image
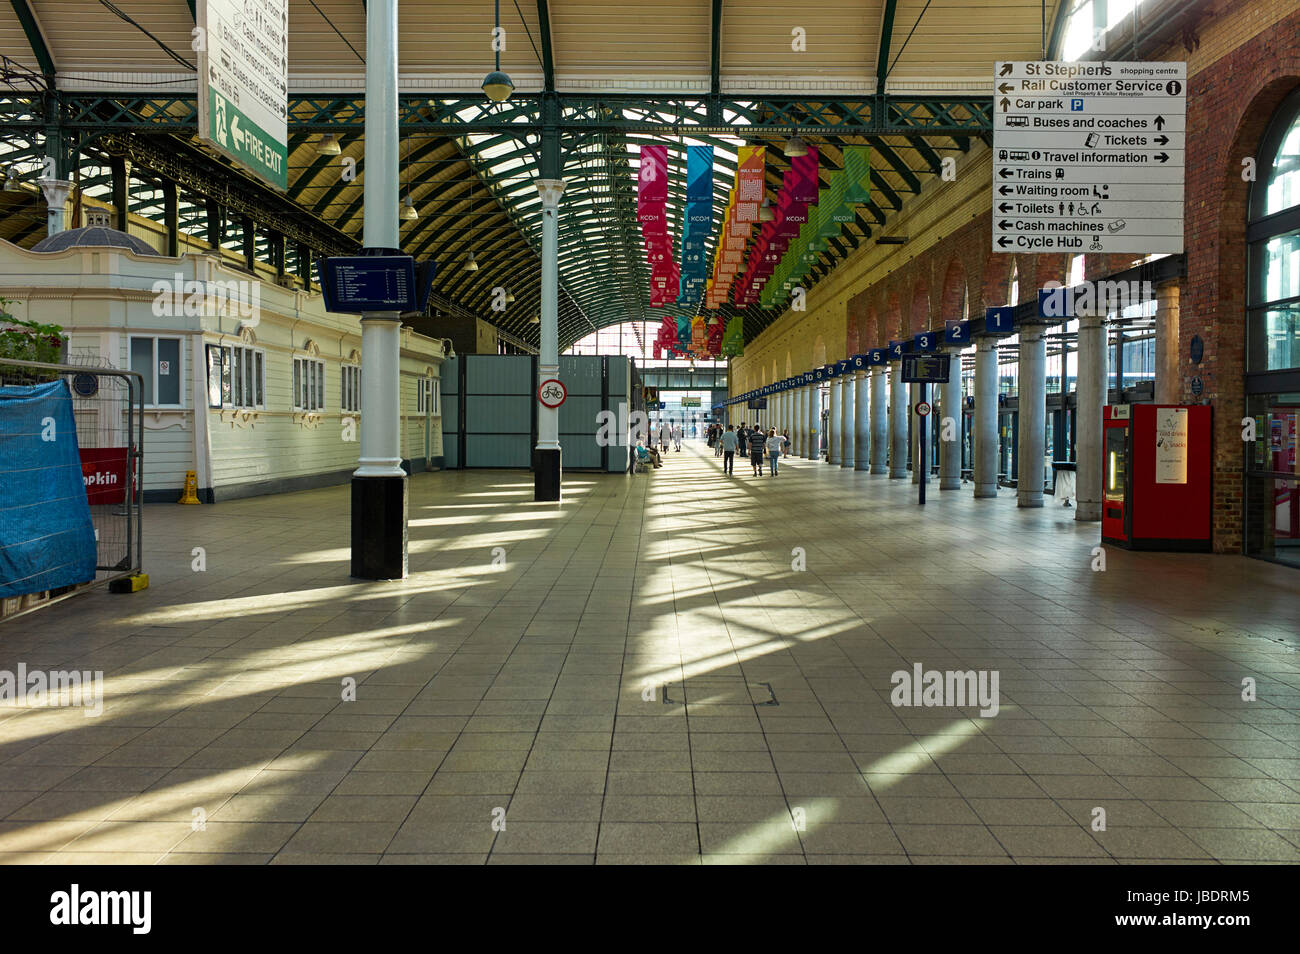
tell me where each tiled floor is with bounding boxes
[2,441,1299,864]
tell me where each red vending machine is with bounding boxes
[1102,404,1212,551]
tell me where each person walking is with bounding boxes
[748,426,766,476]
[673,423,683,452]
[720,424,737,475]
[714,423,724,456]
[766,427,783,476]
[737,422,748,458]
[658,420,670,453]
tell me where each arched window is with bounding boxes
[1007,261,1020,307]
[1248,87,1300,373]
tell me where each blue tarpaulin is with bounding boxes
[0,379,97,597]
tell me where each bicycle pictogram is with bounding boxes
[537,378,567,408]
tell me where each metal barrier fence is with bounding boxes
[0,358,143,616]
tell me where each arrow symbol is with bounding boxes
[998,236,1013,248]
[999,219,1013,230]
[998,168,1014,179]
[999,202,1012,212]
[998,83,1014,94]
[1154,134,1169,146]
[1000,63,1013,76]
[999,185,1013,196]
[1154,115,1166,130]
[1154,152,1169,163]
[231,114,244,147]
[1000,97,1010,112]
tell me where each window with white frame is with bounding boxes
[341,363,361,413]
[293,356,326,411]
[206,344,264,408]
[416,375,439,415]
[129,335,183,407]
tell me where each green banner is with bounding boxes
[206,88,288,191]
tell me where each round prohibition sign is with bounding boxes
[538,378,567,408]
[916,401,932,417]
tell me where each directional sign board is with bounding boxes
[993,61,1185,255]
[197,0,289,191]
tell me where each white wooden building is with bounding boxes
[0,223,448,502]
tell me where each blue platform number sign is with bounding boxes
[945,320,970,344]
[889,340,905,359]
[984,306,1014,335]
[852,354,866,370]
[867,348,887,365]
[914,331,937,353]
[837,359,852,375]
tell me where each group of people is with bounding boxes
[706,422,791,477]
[634,420,683,469]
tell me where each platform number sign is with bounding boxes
[889,340,905,359]
[914,332,938,353]
[984,306,1015,335]
[867,348,887,365]
[945,320,970,344]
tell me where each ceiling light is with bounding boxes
[530,314,540,324]
[505,290,515,303]
[316,134,341,156]
[482,70,515,103]
[464,250,479,271]
[784,136,808,158]
[758,197,775,222]
[400,194,418,221]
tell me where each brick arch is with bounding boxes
[939,257,968,322]
[883,291,902,342]
[908,280,929,334]
[864,307,879,350]
[1202,71,1300,551]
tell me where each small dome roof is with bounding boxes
[32,226,159,256]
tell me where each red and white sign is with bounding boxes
[80,447,129,505]
[916,402,931,417]
[538,379,567,408]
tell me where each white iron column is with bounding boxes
[1154,280,1180,405]
[854,370,870,470]
[870,368,888,474]
[790,387,800,457]
[39,179,74,235]
[841,374,855,468]
[534,177,566,500]
[974,337,999,498]
[1076,311,1108,521]
[351,0,407,580]
[1018,325,1047,508]
[807,383,820,459]
[939,350,963,490]
[889,363,907,478]
[828,375,842,465]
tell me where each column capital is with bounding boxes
[38,177,73,206]
[536,178,567,208]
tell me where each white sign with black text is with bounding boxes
[993,61,1186,255]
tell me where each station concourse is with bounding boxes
[0,0,1297,886]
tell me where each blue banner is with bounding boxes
[686,146,714,202]
[0,379,97,597]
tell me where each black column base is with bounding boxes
[351,475,408,580]
[533,448,562,502]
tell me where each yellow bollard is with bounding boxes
[178,470,201,505]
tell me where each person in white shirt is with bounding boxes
[672,424,683,451]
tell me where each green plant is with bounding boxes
[0,299,64,365]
